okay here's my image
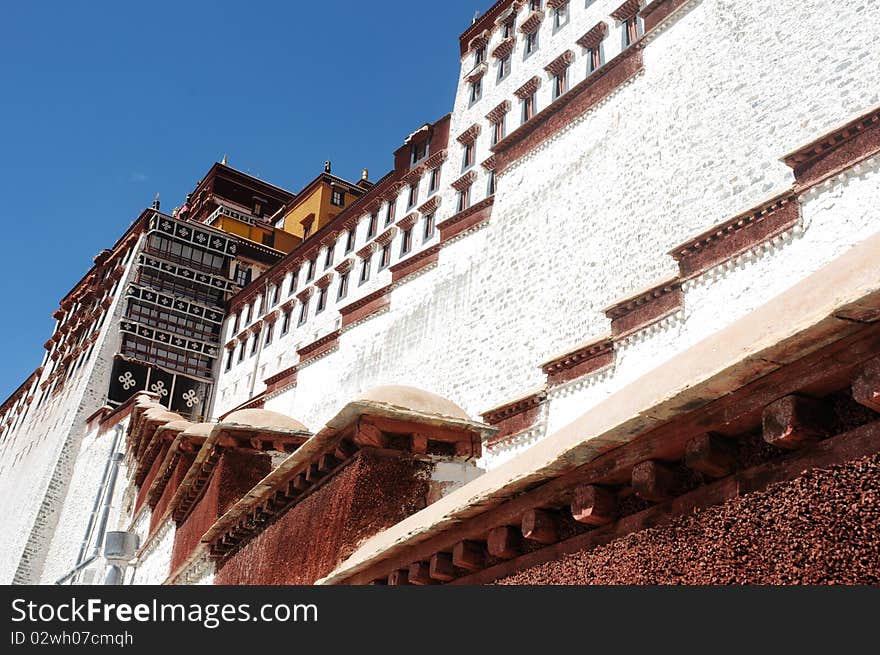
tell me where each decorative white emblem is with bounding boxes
[196,233,207,243]
[212,238,223,249]
[119,371,137,390]
[174,338,185,346]
[183,389,200,408]
[179,228,190,238]
[161,221,172,230]
[150,380,169,398]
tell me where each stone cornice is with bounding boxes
[457,124,482,144]
[335,258,354,274]
[418,196,442,216]
[576,21,607,50]
[514,76,541,100]
[604,279,683,338]
[486,100,512,124]
[519,9,544,34]
[670,193,801,279]
[492,37,514,60]
[541,337,615,387]
[423,149,448,170]
[397,213,419,230]
[612,0,642,21]
[544,50,574,76]
[451,170,478,192]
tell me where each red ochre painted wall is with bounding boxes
[134,443,169,516]
[496,452,880,585]
[215,451,430,585]
[149,452,195,534]
[170,451,271,574]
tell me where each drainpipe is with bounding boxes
[55,425,124,585]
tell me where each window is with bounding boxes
[525,31,538,56]
[529,0,541,9]
[401,228,413,256]
[359,256,371,284]
[522,93,536,123]
[306,258,315,282]
[324,245,334,269]
[462,141,475,171]
[553,3,569,29]
[379,244,391,269]
[385,199,396,225]
[588,44,603,73]
[624,15,643,47]
[316,287,328,314]
[281,310,291,335]
[475,46,486,65]
[492,117,506,145]
[250,333,259,356]
[502,18,515,39]
[469,78,482,104]
[498,55,512,81]
[345,228,356,253]
[225,349,234,372]
[331,189,346,207]
[288,269,299,296]
[368,212,378,238]
[337,271,350,300]
[244,304,252,325]
[302,219,313,239]
[408,183,419,209]
[231,312,240,333]
[298,299,309,326]
[234,264,252,288]
[265,323,273,346]
[457,185,472,212]
[553,68,568,99]
[424,213,435,242]
[271,285,279,306]
[429,167,441,193]
[488,169,497,196]
[410,140,428,165]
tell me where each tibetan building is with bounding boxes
[1,0,879,586]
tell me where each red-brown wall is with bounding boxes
[215,452,430,585]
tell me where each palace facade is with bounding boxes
[2,0,880,585]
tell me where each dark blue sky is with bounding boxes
[0,0,481,399]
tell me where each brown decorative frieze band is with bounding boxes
[547,0,569,8]
[315,272,334,290]
[451,170,478,192]
[544,50,574,76]
[264,365,297,394]
[357,242,378,259]
[541,337,615,387]
[237,332,249,343]
[468,30,491,52]
[612,0,642,21]
[604,279,683,338]
[418,196,442,216]
[481,389,547,445]
[402,167,424,186]
[782,106,880,189]
[263,309,280,324]
[397,213,419,230]
[640,0,690,33]
[339,285,393,329]
[335,258,354,274]
[296,287,314,302]
[341,214,360,231]
[515,76,541,100]
[576,22,608,50]
[297,330,341,363]
[423,149,448,170]
[375,227,398,246]
[457,124,482,145]
[390,244,441,284]
[493,46,644,174]
[519,9,544,34]
[670,193,801,280]
[225,341,236,352]
[438,196,495,244]
[492,38,514,60]
[467,64,488,84]
[482,155,498,172]
[486,100,512,124]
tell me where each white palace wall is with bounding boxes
[218,0,880,468]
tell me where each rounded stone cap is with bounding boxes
[143,407,183,424]
[157,419,192,433]
[357,385,470,420]
[181,422,215,439]
[223,409,309,433]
